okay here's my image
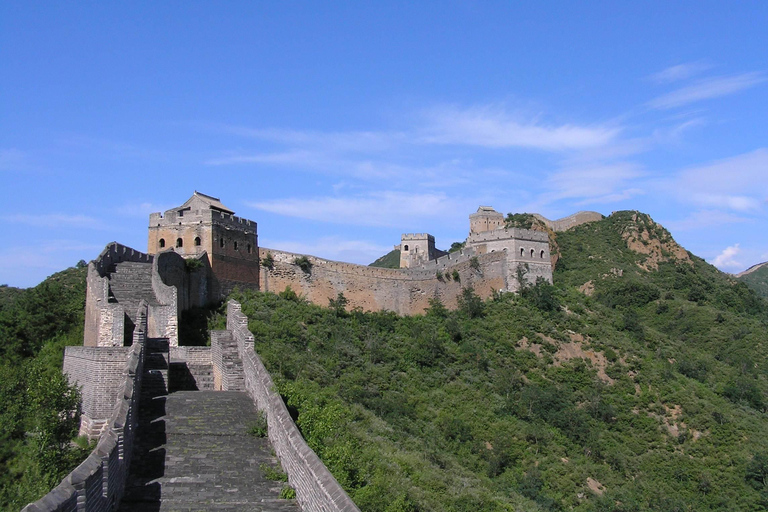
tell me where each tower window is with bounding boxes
[194,237,201,246]
[404,245,409,251]
[520,248,524,257]
[540,250,545,259]
[219,238,224,248]
[531,249,534,258]
[247,244,252,254]
[234,241,238,251]
[159,238,165,249]
[176,238,183,248]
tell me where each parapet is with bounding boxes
[467,227,549,244]
[401,233,434,241]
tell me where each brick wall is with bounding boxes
[227,300,360,512]
[259,248,510,315]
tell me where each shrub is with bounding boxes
[279,485,296,499]
[452,270,460,282]
[469,256,480,271]
[260,463,288,481]
[185,257,204,270]
[293,256,312,274]
[261,253,275,270]
[247,411,268,438]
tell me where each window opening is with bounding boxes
[234,241,238,251]
[194,237,201,246]
[159,239,165,248]
[176,238,183,248]
[219,238,224,248]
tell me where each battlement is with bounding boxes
[401,233,434,240]
[467,227,548,244]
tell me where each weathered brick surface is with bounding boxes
[118,391,300,512]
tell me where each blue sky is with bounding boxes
[2,2,767,287]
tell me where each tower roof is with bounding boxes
[178,191,235,214]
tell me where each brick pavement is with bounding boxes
[119,391,300,512]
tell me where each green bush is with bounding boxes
[293,256,312,274]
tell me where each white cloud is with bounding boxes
[248,191,471,228]
[649,62,712,84]
[648,72,767,109]
[0,148,31,171]
[0,241,104,288]
[116,202,171,218]
[544,163,645,204]
[663,210,751,232]
[420,105,619,151]
[711,244,743,270]
[1,213,108,230]
[212,125,402,153]
[674,149,768,212]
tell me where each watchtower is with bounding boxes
[469,206,505,235]
[148,192,260,295]
[400,233,438,268]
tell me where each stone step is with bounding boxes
[118,391,301,512]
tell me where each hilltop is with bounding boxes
[736,262,768,298]
[230,210,768,511]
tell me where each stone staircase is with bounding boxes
[108,261,157,323]
[144,338,170,397]
[118,391,300,512]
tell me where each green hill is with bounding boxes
[737,262,768,298]
[0,265,90,511]
[228,210,768,512]
[369,249,401,269]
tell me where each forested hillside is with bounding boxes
[0,265,90,511]
[737,263,768,299]
[230,211,768,511]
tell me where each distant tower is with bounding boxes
[148,191,260,295]
[399,233,438,268]
[469,206,505,235]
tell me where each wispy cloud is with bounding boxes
[648,72,767,109]
[543,163,645,205]
[420,105,620,151]
[663,209,752,232]
[0,148,30,171]
[249,191,472,228]
[115,202,172,218]
[209,125,402,153]
[711,244,743,270]
[1,213,108,230]
[674,149,768,212]
[649,62,712,84]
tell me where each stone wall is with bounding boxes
[227,300,360,512]
[169,346,214,391]
[260,247,509,314]
[533,211,603,232]
[64,346,132,438]
[24,311,146,512]
[84,241,151,347]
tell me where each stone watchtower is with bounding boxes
[148,192,260,295]
[469,206,505,235]
[399,233,446,268]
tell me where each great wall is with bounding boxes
[23,192,602,511]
